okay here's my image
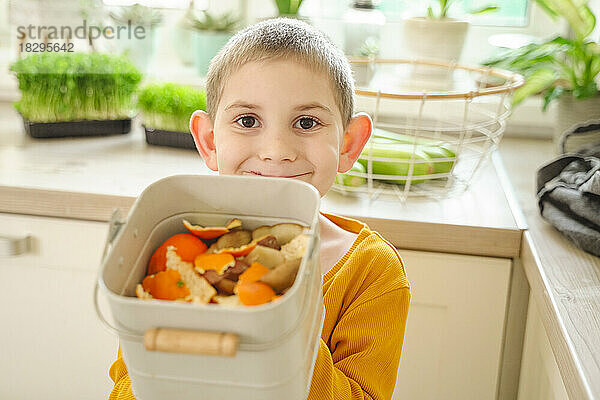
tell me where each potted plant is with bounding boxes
[348,37,379,86]
[189,10,241,76]
[403,0,498,64]
[484,0,600,151]
[137,82,207,150]
[274,0,306,19]
[109,4,163,73]
[9,52,142,138]
[173,0,198,66]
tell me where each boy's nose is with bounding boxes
[257,133,297,162]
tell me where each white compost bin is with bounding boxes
[96,174,325,400]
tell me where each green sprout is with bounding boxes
[10,52,142,122]
[137,83,207,132]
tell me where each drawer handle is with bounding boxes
[0,235,31,256]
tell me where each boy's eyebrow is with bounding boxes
[294,102,333,115]
[224,101,333,115]
[224,101,262,111]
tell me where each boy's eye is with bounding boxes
[294,117,319,130]
[235,116,259,128]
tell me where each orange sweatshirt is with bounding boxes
[109,213,411,400]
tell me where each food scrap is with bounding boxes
[136,218,309,307]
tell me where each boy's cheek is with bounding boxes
[215,152,240,175]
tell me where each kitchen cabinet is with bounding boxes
[1,212,514,400]
[517,294,569,400]
[391,249,512,400]
[0,212,116,400]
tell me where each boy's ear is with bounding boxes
[190,110,218,171]
[338,112,373,173]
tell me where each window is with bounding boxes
[301,0,530,27]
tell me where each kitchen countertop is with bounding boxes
[0,106,522,258]
[499,138,600,400]
[1,106,598,399]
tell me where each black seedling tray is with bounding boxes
[23,118,131,139]
[143,126,197,150]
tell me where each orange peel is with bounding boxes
[238,262,270,283]
[182,218,243,239]
[194,252,236,274]
[147,233,207,275]
[237,281,276,306]
[141,269,190,301]
[215,242,257,257]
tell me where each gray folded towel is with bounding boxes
[580,170,600,195]
[536,147,600,257]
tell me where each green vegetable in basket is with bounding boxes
[137,83,207,132]
[373,128,438,146]
[420,146,455,174]
[373,128,456,174]
[335,161,366,187]
[358,140,435,185]
[9,52,142,123]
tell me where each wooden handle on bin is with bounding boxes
[144,328,238,357]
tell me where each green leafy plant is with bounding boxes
[357,37,380,58]
[484,0,599,110]
[426,0,499,19]
[10,52,142,122]
[109,4,163,27]
[188,10,241,32]
[137,83,207,132]
[274,0,304,15]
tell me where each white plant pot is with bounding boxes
[173,25,195,66]
[112,28,158,74]
[554,95,600,153]
[403,17,469,64]
[193,31,233,77]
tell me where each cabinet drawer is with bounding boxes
[0,212,116,399]
[392,249,512,400]
[517,294,569,400]
[0,212,108,271]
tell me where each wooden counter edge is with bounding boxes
[354,215,522,258]
[0,185,522,258]
[521,232,595,400]
[0,185,135,223]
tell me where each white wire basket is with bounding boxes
[332,58,524,201]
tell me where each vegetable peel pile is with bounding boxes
[136,218,309,307]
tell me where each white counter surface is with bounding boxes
[0,107,522,258]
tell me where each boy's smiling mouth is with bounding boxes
[243,171,312,178]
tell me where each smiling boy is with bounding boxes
[109,18,410,400]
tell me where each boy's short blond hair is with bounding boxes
[206,18,355,130]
